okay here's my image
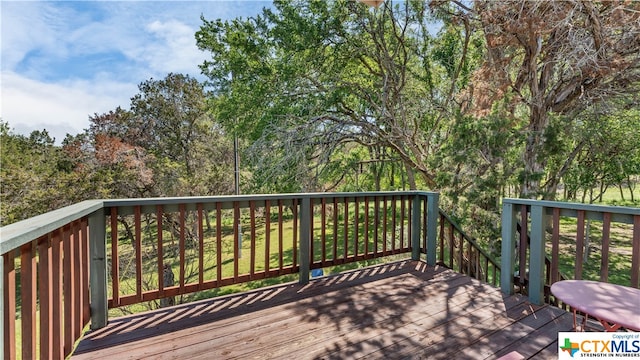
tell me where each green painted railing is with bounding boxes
[501,198,640,305]
[1,191,452,359]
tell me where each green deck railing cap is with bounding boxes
[0,200,105,254]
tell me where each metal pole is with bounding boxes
[234,134,242,258]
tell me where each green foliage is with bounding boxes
[0,120,85,225]
[559,101,640,203]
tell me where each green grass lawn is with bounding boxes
[551,217,635,286]
[109,203,411,316]
[549,185,638,286]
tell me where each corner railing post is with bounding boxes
[411,194,421,261]
[501,201,517,295]
[299,197,311,284]
[89,208,108,329]
[528,205,546,305]
[426,193,439,266]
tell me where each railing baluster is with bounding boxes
[410,195,420,260]
[519,205,528,290]
[198,203,204,288]
[467,240,472,275]
[529,205,547,305]
[3,251,16,360]
[73,221,83,339]
[400,196,405,250]
[364,196,369,257]
[392,196,397,253]
[21,242,36,359]
[458,233,464,274]
[38,235,53,359]
[250,201,256,278]
[423,198,428,254]
[354,197,359,259]
[632,215,640,288]
[575,210,585,280]
[551,208,560,285]
[81,218,90,327]
[278,200,284,271]
[111,207,119,307]
[179,204,186,293]
[233,201,240,280]
[52,229,63,358]
[321,198,327,265]
[265,200,271,274]
[600,212,611,283]
[157,205,164,296]
[492,263,497,286]
[449,222,454,268]
[383,197,388,255]
[343,197,349,260]
[439,214,445,263]
[134,206,143,301]
[333,197,338,261]
[292,198,298,268]
[310,198,315,264]
[374,197,379,257]
[216,203,222,285]
[483,256,489,283]
[63,224,74,356]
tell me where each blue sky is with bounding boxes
[1,1,273,143]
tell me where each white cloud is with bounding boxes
[136,19,206,76]
[0,1,275,143]
[0,2,68,70]
[1,71,136,143]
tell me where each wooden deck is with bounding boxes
[72,261,573,359]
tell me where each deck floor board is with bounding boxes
[73,261,571,359]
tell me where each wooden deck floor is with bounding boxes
[72,260,573,359]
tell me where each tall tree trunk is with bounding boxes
[521,109,549,199]
[405,163,417,190]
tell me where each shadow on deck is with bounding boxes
[72,260,573,359]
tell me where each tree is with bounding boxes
[0,120,83,225]
[77,74,235,199]
[461,0,640,198]
[197,0,486,193]
[561,101,640,203]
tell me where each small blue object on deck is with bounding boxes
[311,268,324,278]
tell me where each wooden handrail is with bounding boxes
[438,210,501,286]
[0,191,440,359]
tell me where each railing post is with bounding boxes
[89,208,108,329]
[529,205,546,305]
[426,193,439,266]
[299,197,311,284]
[411,194,421,261]
[501,201,517,295]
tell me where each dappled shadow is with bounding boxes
[73,260,573,359]
[281,261,502,359]
[74,260,419,357]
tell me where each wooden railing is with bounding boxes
[438,211,501,286]
[1,191,448,359]
[501,198,640,305]
[102,192,439,310]
[0,200,103,359]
